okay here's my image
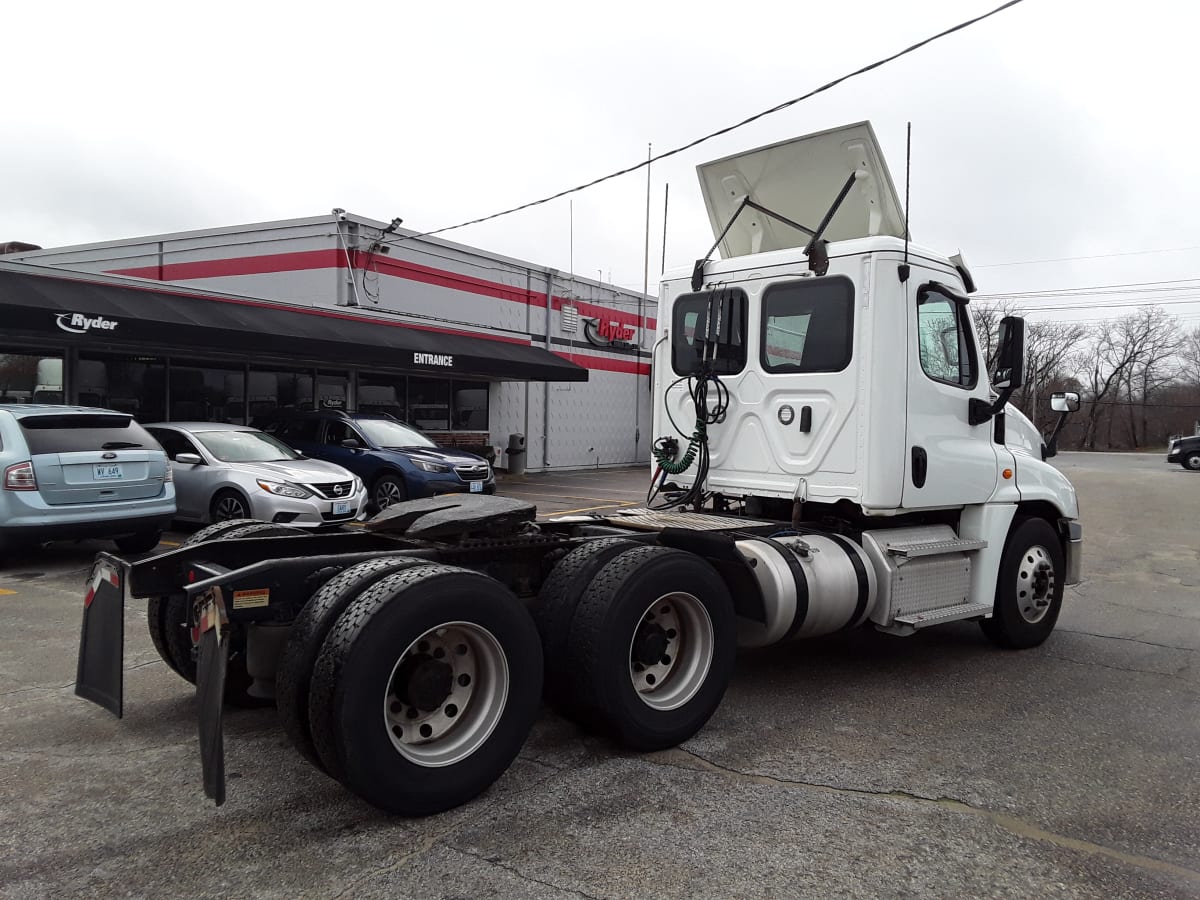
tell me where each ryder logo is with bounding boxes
[583,318,636,348]
[56,313,119,335]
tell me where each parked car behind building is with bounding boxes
[0,405,174,557]
[253,410,494,509]
[145,423,367,527]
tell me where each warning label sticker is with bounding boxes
[232,588,271,609]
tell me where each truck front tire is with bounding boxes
[980,517,1065,649]
[306,565,542,815]
[565,545,736,751]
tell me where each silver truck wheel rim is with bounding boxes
[383,621,508,767]
[1188,454,1200,469]
[1016,545,1056,624]
[215,496,246,520]
[628,592,713,711]
[376,480,405,508]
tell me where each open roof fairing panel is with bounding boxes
[696,121,907,259]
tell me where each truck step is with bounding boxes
[893,602,992,628]
[885,537,987,560]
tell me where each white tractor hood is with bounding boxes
[696,121,907,259]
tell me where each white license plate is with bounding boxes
[332,500,351,515]
[93,464,123,480]
[469,481,483,493]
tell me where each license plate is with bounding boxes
[93,464,123,480]
[332,500,351,515]
[469,481,483,493]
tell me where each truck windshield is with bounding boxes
[671,288,748,376]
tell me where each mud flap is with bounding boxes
[74,555,125,717]
[195,590,229,807]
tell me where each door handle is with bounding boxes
[911,446,928,488]
[798,406,812,433]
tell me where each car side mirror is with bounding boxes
[176,453,203,465]
[341,438,361,450]
[1050,391,1080,413]
[991,316,1025,390]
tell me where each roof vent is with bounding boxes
[561,304,579,333]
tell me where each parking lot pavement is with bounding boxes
[1,454,1198,898]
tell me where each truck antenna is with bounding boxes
[899,122,911,283]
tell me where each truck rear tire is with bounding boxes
[533,537,640,709]
[980,517,1065,649]
[566,545,736,752]
[145,521,305,706]
[276,556,433,770]
[306,565,543,815]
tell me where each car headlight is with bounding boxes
[415,460,452,474]
[257,480,312,499]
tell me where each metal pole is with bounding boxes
[636,143,651,461]
[661,183,669,275]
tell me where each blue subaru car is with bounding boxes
[255,410,494,510]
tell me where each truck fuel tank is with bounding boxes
[734,534,877,647]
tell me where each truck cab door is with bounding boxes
[901,280,998,508]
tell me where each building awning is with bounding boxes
[0,264,587,382]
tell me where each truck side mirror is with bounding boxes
[969,315,1026,426]
[1042,391,1080,459]
[1050,391,1080,413]
[992,316,1025,390]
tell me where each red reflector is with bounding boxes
[188,570,196,583]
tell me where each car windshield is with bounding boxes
[194,429,303,462]
[356,418,437,448]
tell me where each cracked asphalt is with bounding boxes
[1,453,1197,898]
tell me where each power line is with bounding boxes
[976,244,1200,268]
[978,275,1200,299]
[384,0,1028,245]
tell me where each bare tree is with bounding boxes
[1080,307,1181,449]
[971,299,1023,370]
[1019,319,1088,429]
[1181,325,1200,387]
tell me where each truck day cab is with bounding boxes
[74,122,1081,815]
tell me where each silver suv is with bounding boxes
[0,405,175,558]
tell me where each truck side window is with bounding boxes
[671,289,748,376]
[760,277,854,373]
[917,294,977,388]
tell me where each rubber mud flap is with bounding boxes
[74,555,126,718]
[197,624,229,806]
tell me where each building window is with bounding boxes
[249,367,313,417]
[170,359,245,423]
[79,353,167,422]
[760,277,854,374]
[452,381,489,430]
[317,371,348,410]
[409,377,450,430]
[358,373,408,420]
[0,350,62,404]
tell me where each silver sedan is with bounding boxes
[144,423,367,527]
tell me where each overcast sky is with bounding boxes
[4,0,1199,328]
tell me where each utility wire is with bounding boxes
[976,244,1200,268]
[384,0,1028,245]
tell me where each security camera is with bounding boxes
[331,207,347,221]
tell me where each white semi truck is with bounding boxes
[74,122,1081,815]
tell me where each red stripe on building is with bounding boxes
[553,351,651,376]
[110,249,658,332]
